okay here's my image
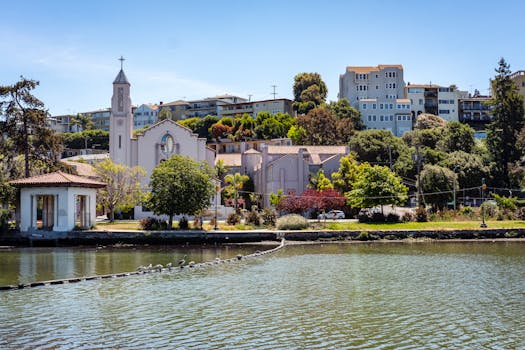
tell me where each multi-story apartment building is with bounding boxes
[133,104,158,129]
[510,70,525,107]
[458,93,492,138]
[405,84,468,122]
[218,98,293,118]
[49,108,113,133]
[339,64,409,136]
[162,95,248,120]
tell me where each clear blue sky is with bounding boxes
[1,0,524,116]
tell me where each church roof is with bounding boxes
[9,171,106,188]
[216,153,242,167]
[113,69,130,84]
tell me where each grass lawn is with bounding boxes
[322,220,525,231]
[94,219,525,231]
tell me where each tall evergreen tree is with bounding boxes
[486,58,525,187]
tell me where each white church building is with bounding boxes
[109,63,215,219]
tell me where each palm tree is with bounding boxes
[70,113,94,150]
[224,172,249,211]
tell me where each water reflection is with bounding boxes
[0,244,270,285]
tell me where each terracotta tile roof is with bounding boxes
[9,171,106,188]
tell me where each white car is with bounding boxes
[318,210,345,220]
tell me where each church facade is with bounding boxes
[109,65,215,219]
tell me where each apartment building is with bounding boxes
[133,103,158,129]
[218,98,293,118]
[339,64,409,136]
[458,93,492,138]
[49,108,113,133]
[162,95,248,120]
[406,84,468,122]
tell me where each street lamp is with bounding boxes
[480,178,487,228]
[214,182,220,230]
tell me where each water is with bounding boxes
[1,242,524,349]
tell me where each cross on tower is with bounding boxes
[119,56,125,70]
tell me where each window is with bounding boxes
[393,83,396,88]
[362,103,367,109]
[380,115,384,121]
[372,104,377,109]
[389,104,394,109]
[390,115,394,121]
[380,104,384,109]
[376,85,379,89]
[118,135,122,149]
[397,116,402,121]
[372,115,377,121]
[439,109,450,114]
[419,99,423,105]
[368,115,372,121]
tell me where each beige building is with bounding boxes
[217,145,349,207]
[405,84,468,122]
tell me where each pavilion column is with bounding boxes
[31,195,37,230]
[42,196,48,229]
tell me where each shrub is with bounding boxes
[401,211,415,222]
[261,208,277,227]
[386,212,400,223]
[480,202,497,218]
[246,210,260,225]
[226,212,241,225]
[415,207,428,222]
[178,216,189,229]
[0,209,10,233]
[515,207,525,220]
[357,210,371,223]
[370,212,386,223]
[140,217,167,230]
[276,214,309,230]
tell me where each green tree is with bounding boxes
[269,189,284,206]
[70,113,94,132]
[440,151,489,191]
[224,172,250,211]
[0,77,63,177]
[158,107,173,121]
[349,129,407,167]
[437,121,475,153]
[418,164,456,210]
[287,125,307,144]
[147,155,215,228]
[214,159,229,182]
[94,158,146,222]
[254,112,295,140]
[231,113,255,141]
[177,115,220,140]
[332,153,361,193]
[486,58,525,187]
[309,169,334,190]
[293,72,328,114]
[346,164,408,212]
[328,98,365,130]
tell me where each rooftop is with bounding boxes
[113,69,130,84]
[9,171,106,188]
[345,64,403,74]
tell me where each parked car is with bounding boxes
[318,210,345,220]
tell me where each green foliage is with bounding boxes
[246,209,260,225]
[293,72,327,114]
[309,169,333,190]
[0,208,10,233]
[327,98,365,130]
[332,153,360,193]
[70,113,94,131]
[349,129,407,167]
[287,125,307,144]
[440,151,489,190]
[419,164,456,210]
[61,129,109,150]
[94,158,146,222]
[177,115,220,140]
[276,214,309,230]
[346,164,408,209]
[437,121,475,153]
[147,155,215,228]
[254,112,295,140]
[355,231,377,241]
[295,107,340,145]
[224,172,250,210]
[492,193,518,210]
[269,189,284,206]
[486,58,525,187]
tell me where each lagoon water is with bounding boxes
[1,242,524,349]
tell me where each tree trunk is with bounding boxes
[109,208,115,222]
[168,215,173,230]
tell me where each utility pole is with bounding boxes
[248,94,252,102]
[388,145,392,170]
[271,85,277,100]
[480,178,487,228]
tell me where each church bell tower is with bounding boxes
[109,56,133,166]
